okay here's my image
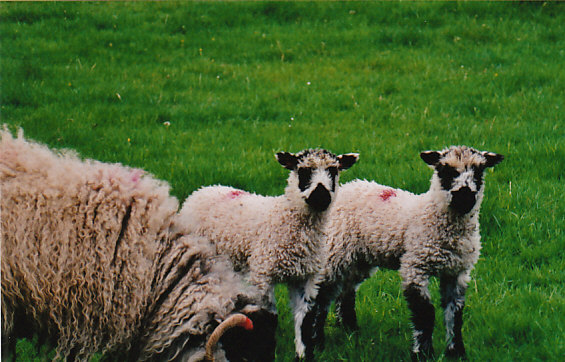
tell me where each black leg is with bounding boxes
[297,282,334,361]
[311,302,329,348]
[404,284,435,360]
[300,305,317,361]
[289,278,322,361]
[335,287,358,331]
[303,296,330,354]
[440,274,467,359]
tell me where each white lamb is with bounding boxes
[305,146,503,360]
[175,149,358,360]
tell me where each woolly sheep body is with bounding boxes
[324,180,481,288]
[178,186,326,290]
[308,146,503,360]
[0,130,275,361]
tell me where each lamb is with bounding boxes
[0,129,277,361]
[305,146,504,360]
[176,149,358,360]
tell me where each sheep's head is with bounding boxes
[421,146,503,215]
[217,307,278,362]
[276,149,359,212]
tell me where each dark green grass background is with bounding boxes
[1,1,563,361]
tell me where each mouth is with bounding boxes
[450,187,477,215]
[306,183,332,212]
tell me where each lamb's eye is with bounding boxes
[472,165,484,189]
[327,167,338,191]
[446,167,460,179]
[438,164,459,178]
[437,164,460,191]
[298,167,312,192]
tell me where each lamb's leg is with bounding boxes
[335,286,358,330]
[403,279,435,361]
[440,273,467,359]
[289,278,320,361]
[303,281,334,352]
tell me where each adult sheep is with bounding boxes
[0,129,276,361]
[306,146,504,360]
[176,149,358,360]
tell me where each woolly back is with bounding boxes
[0,129,178,359]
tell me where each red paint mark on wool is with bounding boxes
[227,190,248,199]
[380,189,397,201]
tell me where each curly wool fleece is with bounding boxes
[0,129,273,361]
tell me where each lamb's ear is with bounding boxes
[483,152,504,168]
[337,153,359,170]
[420,151,441,167]
[276,152,298,170]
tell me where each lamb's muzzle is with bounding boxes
[450,186,477,214]
[205,313,253,361]
[306,183,332,211]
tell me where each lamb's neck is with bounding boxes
[285,205,327,230]
[275,193,326,225]
[418,190,480,237]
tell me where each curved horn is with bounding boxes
[205,313,254,361]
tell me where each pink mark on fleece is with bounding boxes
[380,189,397,201]
[130,169,143,183]
[227,190,249,199]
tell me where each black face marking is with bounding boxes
[327,166,338,192]
[437,164,460,191]
[450,187,477,215]
[298,167,313,192]
[472,164,484,191]
[306,183,331,212]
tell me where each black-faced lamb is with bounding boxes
[175,149,359,360]
[305,146,503,360]
[0,129,276,361]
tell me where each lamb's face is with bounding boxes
[277,149,359,212]
[421,146,504,215]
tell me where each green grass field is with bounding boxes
[1,1,564,361]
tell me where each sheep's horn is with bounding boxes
[205,313,254,361]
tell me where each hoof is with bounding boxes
[336,315,359,331]
[445,345,467,360]
[410,346,435,362]
[295,351,315,362]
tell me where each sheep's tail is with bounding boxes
[205,313,253,361]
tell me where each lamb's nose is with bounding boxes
[306,183,331,212]
[450,187,477,215]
